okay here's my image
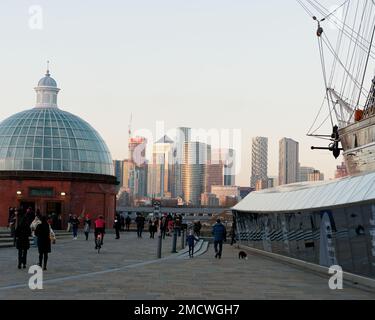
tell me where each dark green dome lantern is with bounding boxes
[0,69,114,176]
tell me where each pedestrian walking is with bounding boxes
[30,215,42,247]
[125,215,131,231]
[71,215,80,240]
[15,213,31,269]
[148,218,157,239]
[114,213,121,239]
[83,215,91,241]
[135,213,145,238]
[212,219,227,259]
[194,221,202,237]
[160,215,167,239]
[35,216,52,271]
[67,214,73,232]
[186,230,199,258]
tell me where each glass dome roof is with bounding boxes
[0,107,114,176]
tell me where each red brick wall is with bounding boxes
[0,179,116,228]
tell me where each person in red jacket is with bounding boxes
[94,215,106,249]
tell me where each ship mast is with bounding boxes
[297,0,375,159]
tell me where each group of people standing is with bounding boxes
[9,207,53,270]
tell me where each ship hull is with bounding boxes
[339,114,375,175]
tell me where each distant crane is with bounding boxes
[128,113,133,138]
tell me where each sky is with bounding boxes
[0,0,344,186]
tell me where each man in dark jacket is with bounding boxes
[212,219,227,259]
[135,213,145,238]
[15,214,31,269]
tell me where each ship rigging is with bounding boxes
[297,0,375,165]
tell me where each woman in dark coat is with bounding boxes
[15,214,31,269]
[35,216,51,271]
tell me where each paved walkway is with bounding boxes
[0,232,375,300]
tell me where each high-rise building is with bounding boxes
[308,170,324,181]
[128,136,147,166]
[250,137,268,188]
[211,185,240,207]
[122,159,133,189]
[147,135,174,198]
[204,163,224,193]
[201,193,220,207]
[182,142,210,206]
[279,138,299,185]
[127,136,148,203]
[335,162,348,179]
[299,166,315,182]
[171,127,192,198]
[113,160,124,192]
[212,148,236,186]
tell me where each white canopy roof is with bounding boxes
[233,172,375,213]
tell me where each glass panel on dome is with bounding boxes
[62,149,70,160]
[24,148,33,158]
[44,127,52,136]
[44,137,52,147]
[43,147,52,159]
[34,147,42,158]
[53,160,61,171]
[35,136,43,146]
[33,159,42,170]
[43,160,52,170]
[23,159,32,170]
[36,127,43,136]
[62,161,71,171]
[52,148,62,159]
[15,148,23,158]
[26,137,34,146]
[61,138,69,147]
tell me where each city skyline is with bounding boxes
[0,0,342,186]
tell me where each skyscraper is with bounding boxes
[212,148,236,186]
[279,138,299,185]
[182,141,210,206]
[171,127,192,198]
[127,136,148,202]
[147,135,174,198]
[113,160,124,192]
[250,137,268,188]
[299,166,315,182]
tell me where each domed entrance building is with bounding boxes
[0,69,117,229]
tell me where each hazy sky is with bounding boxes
[0,0,343,186]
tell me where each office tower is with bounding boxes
[211,186,241,207]
[308,170,324,181]
[113,160,124,192]
[335,162,348,178]
[147,135,174,198]
[182,142,210,206]
[250,137,268,188]
[171,127,192,198]
[299,166,315,182]
[127,136,148,202]
[211,148,236,186]
[279,138,299,185]
[205,163,224,193]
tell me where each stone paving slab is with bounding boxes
[0,231,375,300]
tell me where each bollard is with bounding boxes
[171,228,178,253]
[157,233,162,258]
[157,220,162,259]
[181,228,185,249]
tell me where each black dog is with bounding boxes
[238,251,248,260]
